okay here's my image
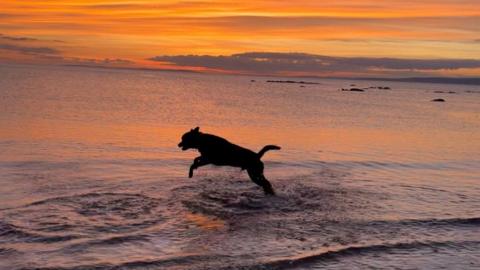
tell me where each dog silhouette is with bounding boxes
[178,127,280,195]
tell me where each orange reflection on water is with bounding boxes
[185,212,225,231]
[2,115,477,163]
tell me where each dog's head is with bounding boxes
[178,127,200,151]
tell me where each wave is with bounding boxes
[0,221,33,239]
[15,240,480,270]
[175,178,374,219]
[0,220,81,244]
[366,216,480,228]
[254,240,480,270]
[1,192,165,246]
[25,192,156,207]
[3,186,479,270]
[63,234,150,251]
[16,254,231,270]
[265,158,480,174]
[0,247,18,255]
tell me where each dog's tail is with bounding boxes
[258,145,281,159]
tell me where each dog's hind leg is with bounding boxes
[189,156,209,178]
[247,164,275,195]
[259,174,275,195]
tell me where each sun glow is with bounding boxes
[1,0,479,76]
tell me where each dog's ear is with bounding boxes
[192,127,200,133]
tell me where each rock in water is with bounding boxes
[351,88,365,92]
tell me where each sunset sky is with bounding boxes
[1,0,479,77]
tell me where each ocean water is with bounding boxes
[0,64,479,270]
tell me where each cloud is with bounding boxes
[72,1,234,11]
[67,57,134,65]
[0,40,134,67]
[0,33,64,43]
[0,33,38,41]
[149,52,480,76]
[29,54,134,65]
[0,43,60,55]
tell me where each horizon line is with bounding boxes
[3,62,480,86]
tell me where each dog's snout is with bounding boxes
[178,142,183,147]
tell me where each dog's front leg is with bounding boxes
[189,156,209,178]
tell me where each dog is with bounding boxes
[178,127,280,195]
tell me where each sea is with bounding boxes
[0,63,479,270]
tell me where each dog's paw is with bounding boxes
[189,171,193,178]
[264,186,275,196]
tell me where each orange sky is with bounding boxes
[0,0,479,77]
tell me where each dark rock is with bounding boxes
[267,80,320,85]
[433,90,456,94]
[352,88,365,92]
[343,88,365,92]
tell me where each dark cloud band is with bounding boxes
[0,43,60,55]
[149,52,480,75]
